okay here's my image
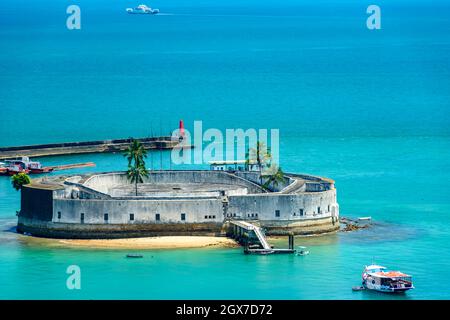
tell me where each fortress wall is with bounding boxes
[20,187,54,221]
[52,197,224,225]
[233,171,293,191]
[227,189,339,235]
[83,171,264,195]
[286,173,335,190]
[259,216,339,235]
[18,171,339,238]
[227,189,338,221]
[17,217,224,239]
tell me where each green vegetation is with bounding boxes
[246,141,272,185]
[124,139,149,196]
[262,166,285,191]
[11,173,31,191]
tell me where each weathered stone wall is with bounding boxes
[233,171,293,192]
[17,217,224,239]
[17,170,340,238]
[20,186,55,221]
[83,171,265,195]
[53,198,224,224]
[227,189,338,221]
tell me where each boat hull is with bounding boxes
[363,282,414,293]
[3,168,30,176]
[30,167,53,174]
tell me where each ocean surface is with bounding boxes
[1,0,449,299]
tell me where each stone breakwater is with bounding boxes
[17,170,340,239]
[0,136,182,160]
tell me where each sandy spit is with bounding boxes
[56,236,239,249]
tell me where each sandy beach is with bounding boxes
[55,236,238,249]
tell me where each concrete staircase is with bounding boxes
[229,220,271,249]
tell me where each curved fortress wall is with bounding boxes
[227,191,339,235]
[83,171,265,195]
[17,171,339,239]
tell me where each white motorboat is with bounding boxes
[362,265,414,293]
[296,246,309,256]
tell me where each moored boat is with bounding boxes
[296,246,310,256]
[4,163,29,175]
[0,162,7,174]
[362,265,414,293]
[0,157,52,175]
[28,161,54,174]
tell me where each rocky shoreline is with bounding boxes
[340,217,371,232]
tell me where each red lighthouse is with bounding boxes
[179,119,185,139]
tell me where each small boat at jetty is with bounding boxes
[296,246,310,256]
[0,157,53,176]
[126,253,144,258]
[126,4,159,14]
[362,265,414,293]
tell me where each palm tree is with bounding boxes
[247,141,272,185]
[127,164,149,196]
[124,139,148,168]
[124,139,149,196]
[262,166,285,191]
[11,173,31,191]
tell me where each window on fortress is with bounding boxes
[57,211,61,219]
[156,214,160,221]
[328,205,330,212]
[318,207,321,214]
[104,213,108,221]
[212,215,216,219]
[255,213,258,218]
[181,213,186,221]
[80,213,84,223]
[205,215,208,219]
[275,210,280,217]
[130,214,134,221]
[299,209,304,216]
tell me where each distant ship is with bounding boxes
[126,4,159,14]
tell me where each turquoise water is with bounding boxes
[1,1,450,299]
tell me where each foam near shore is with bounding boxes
[56,236,238,249]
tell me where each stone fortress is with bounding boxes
[17,169,339,239]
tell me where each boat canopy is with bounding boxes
[374,271,411,278]
[365,265,386,270]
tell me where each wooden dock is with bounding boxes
[0,136,186,160]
